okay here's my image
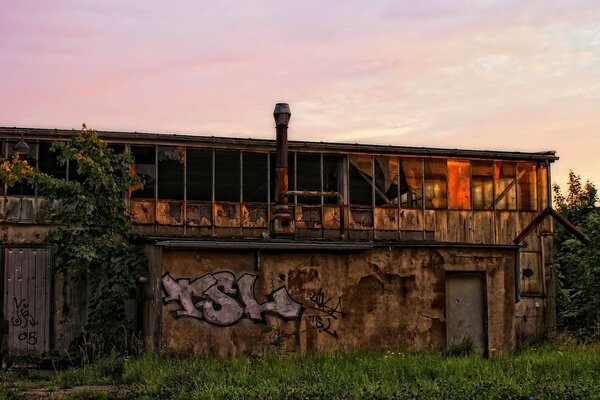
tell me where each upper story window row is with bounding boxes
[1,140,546,212]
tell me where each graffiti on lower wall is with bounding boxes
[162,271,303,326]
[11,297,38,346]
[306,288,345,339]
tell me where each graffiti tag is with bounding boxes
[162,271,303,326]
[306,289,345,339]
[11,297,38,346]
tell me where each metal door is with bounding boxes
[3,247,52,355]
[446,272,487,355]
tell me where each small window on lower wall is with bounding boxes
[448,160,471,210]
[399,158,423,208]
[374,156,399,206]
[158,146,185,200]
[243,152,268,203]
[471,161,494,210]
[323,155,344,204]
[349,155,373,205]
[131,145,156,199]
[494,161,517,210]
[424,159,447,209]
[215,150,240,202]
[518,162,537,211]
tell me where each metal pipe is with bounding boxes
[284,190,346,240]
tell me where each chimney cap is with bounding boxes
[273,103,291,126]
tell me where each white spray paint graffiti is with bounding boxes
[162,271,303,326]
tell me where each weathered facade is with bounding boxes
[0,118,564,357]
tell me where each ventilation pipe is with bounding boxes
[272,103,295,236]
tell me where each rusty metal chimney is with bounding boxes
[272,103,295,236]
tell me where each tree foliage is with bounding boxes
[553,171,600,340]
[1,127,145,350]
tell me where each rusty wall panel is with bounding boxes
[214,203,241,228]
[374,207,398,231]
[186,203,212,227]
[130,200,156,225]
[446,211,473,243]
[156,201,183,226]
[158,246,517,356]
[322,205,341,230]
[241,205,267,228]
[399,209,423,231]
[520,251,543,295]
[348,207,373,230]
[4,247,52,355]
[472,211,495,244]
[433,210,449,242]
[495,211,519,245]
[295,206,322,229]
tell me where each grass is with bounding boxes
[1,342,600,399]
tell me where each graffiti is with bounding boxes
[11,297,38,346]
[162,271,303,326]
[306,289,345,339]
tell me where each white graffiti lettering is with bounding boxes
[162,271,303,326]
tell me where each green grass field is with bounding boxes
[1,341,600,399]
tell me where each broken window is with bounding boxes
[6,141,38,196]
[296,153,321,205]
[399,158,423,208]
[187,148,212,201]
[424,159,447,209]
[215,150,240,202]
[471,161,494,210]
[243,152,268,203]
[448,160,471,210]
[494,161,517,210]
[374,156,399,206]
[130,145,156,199]
[158,146,185,200]
[518,162,537,211]
[323,155,344,204]
[349,155,373,205]
[269,152,295,203]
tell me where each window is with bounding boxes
[323,155,344,204]
[158,146,185,200]
[187,148,212,201]
[424,159,447,209]
[349,155,373,205]
[447,160,471,210]
[471,161,494,209]
[243,152,268,203]
[518,162,537,211]
[494,161,517,210]
[7,141,38,196]
[131,145,156,199]
[296,153,321,204]
[215,150,240,202]
[538,163,548,210]
[374,156,399,206]
[399,158,423,208]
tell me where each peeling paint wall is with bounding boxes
[154,247,516,357]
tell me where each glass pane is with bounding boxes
[215,150,240,202]
[374,156,399,206]
[296,153,321,205]
[424,159,447,209]
[538,163,548,210]
[399,158,423,208]
[471,161,494,210]
[349,155,373,205]
[6,141,38,195]
[518,162,537,211]
[494,161,517,210]
[243,152,268,203]
[448,160,471,210]
[269,152,296,203]
[158,146,185,200]
[187,148,212,201]
[323,155,344,204]
[131,145,156,199]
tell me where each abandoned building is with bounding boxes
[0,104,585,357]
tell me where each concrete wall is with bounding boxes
[152,246,517,356]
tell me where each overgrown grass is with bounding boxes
[3,342,600,399]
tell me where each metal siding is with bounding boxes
[3,247,51,355]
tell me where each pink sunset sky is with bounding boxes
[1,1,599,190]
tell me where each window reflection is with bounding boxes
[374,156,399,206]
[424,159,447,209]
[349,155,373,205]
[471,161,494,210]
[448,160,471,210]
[399,158,423,208]
[494,161,517,210]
